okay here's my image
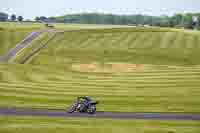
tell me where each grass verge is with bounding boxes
[0,116,200,133]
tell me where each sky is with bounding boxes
[1,0,200,20]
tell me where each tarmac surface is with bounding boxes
[0,108,200,121]
[0,29,62,62]
[0,31,43,62]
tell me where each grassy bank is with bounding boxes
[0,22,45,55]
[0,116,200,133]
[0,27,200,112]
[0,31,31,55]
[30,28,200,65]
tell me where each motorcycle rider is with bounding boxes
[77,96,98,112]
[67,96,98,114]
[77,96,93,106]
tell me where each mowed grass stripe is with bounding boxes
[0,71,19,82]
[1,68,200,81]
[0,88,198,101]
[180,33,188,48]
[20,75,200,83]
[1,70,200,83]
[1,80,200,90]
[1,67,200,76]
[63,33,87,48]
[166,32,179,48]
[126,33,140,49]
[78,35,99,48]
[194,35,200,48]
[60,33,80,48]
[197,35,200,48]
[149,32,163,48]
[0,85,134,93]
[0,87,199,100]
[89,33,115,48]
[127,32,141,48]
[121,33,136,49]
[1,76,200,87]
[129,33,148,48]
[46,34,67,50]
[19,80,200,87]
[44,70,200,76]
[32,74,200,82]
[151,33,164,48]
[94,33,123,48]
[1,83,200,94]
[136,32,154,48]
[160,32,176,48]
[53,34,71,49]
[76,35,93,48]
[86,34,107,48]
[142,32,159,48]
[172,32,185,48]
[114,32,131,48]
[100,33,117,48]
[87,33,106,48]
[0,31,9,52]
[185,34,196,48]
[72,34,91,48]
[0,88,130,97]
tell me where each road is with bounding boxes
[0,108,200,121]
[0,31,43,62]
[0,28,117,62]
[0,29,62,62]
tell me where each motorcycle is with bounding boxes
[67,96,98,114]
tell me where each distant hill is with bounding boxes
[49,13,200,29]
[50,13,164,25]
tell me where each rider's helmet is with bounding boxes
[85,96,92,101]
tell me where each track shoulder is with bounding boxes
[0,108,200,121]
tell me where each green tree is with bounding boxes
[17,16,23,22]
[35,16,40,22]
[183,14,193,29]
[11,14,16,21]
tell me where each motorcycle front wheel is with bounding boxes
[67,103,78,113]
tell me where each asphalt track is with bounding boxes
[0,31,43,62]
[0,29,62,62]
[0,108,200,121]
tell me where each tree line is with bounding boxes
[1,11,200,29]
[0,12,23,22]
[48,13,200,29]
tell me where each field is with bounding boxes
[0,116,200,133]
[4,27,199,112]
[0,22,200,132]
[0,22,133,56]
[0,22,45,55]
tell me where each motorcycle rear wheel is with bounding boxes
[87,105,96,114]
